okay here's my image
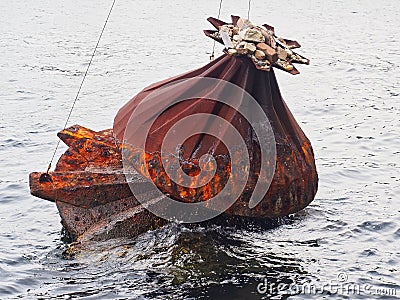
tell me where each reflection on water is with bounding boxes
[42,220,312,300]
[0,0,399,299]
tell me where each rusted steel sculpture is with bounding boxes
[29,16,318,243]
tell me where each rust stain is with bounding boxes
[30,124,317,223]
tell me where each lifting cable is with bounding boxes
[210,0,223,61]
[45,0,116,174]
[45,0,251,173]
[210,0,252,61]
[247,0,252,20]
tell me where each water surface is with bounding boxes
[0,0,399,299]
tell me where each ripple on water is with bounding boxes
[1,139,30,148]
[357,221,396,232]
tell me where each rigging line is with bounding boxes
[247,0,251,20]
[217,0,223,20]
[210,0,223,61]
[45,0,116,173]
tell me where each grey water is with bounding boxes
[0,0,399,299]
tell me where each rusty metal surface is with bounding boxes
[29,125,163,241]
[57,196,164,241]
[30,121,317,239]
[55,125,122,171]
[122,140,317,219]
[30,122,317,242]
[75,196,168,244]
[29,20,318,239]
[113,40,318,220]
[30,171,130,205]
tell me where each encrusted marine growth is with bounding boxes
[204,15,309,74]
